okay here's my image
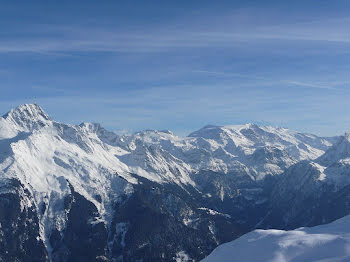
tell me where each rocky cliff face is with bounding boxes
[0,178,48,262]
[50,183,109,262]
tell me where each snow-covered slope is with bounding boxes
[256,131,350,230]
[315,133,350,186]
[202,214,350,262]
[273,132,350,199]
[0,104,341,261]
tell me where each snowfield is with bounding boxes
[202,215,350,262]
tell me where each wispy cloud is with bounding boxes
[1,13,350,55]
[285,81,335,90]
[1,3,350,137]
[193,70,267,80]
[193,70,337,90]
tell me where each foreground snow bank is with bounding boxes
[202,215,350,262]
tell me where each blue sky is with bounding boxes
[1,0,350,136]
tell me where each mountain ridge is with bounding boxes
[0,103,349,262]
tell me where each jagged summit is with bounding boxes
[0,104,338,181]
[2,103,51,132]
[79,122,103,132]
[317,132,350,166]
[345,132,350,142]
[3,103,49,120]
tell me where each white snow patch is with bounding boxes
[175,251,190,262]
[198,207,231,218]
[202,214,350,262]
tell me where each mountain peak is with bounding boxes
[2,103,51,132]
[345,132,350,142]
[316,132,350,166]
[79,122,103,133]
[3,103,49,118]
[188,123,260,138]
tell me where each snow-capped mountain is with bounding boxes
[259,132,350,230]
[202,214,350,262]
[0,104,348,262]
[117,123,335,181]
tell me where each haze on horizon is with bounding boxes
[1,0,350,137]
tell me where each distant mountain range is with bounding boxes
[0,104,349,262]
